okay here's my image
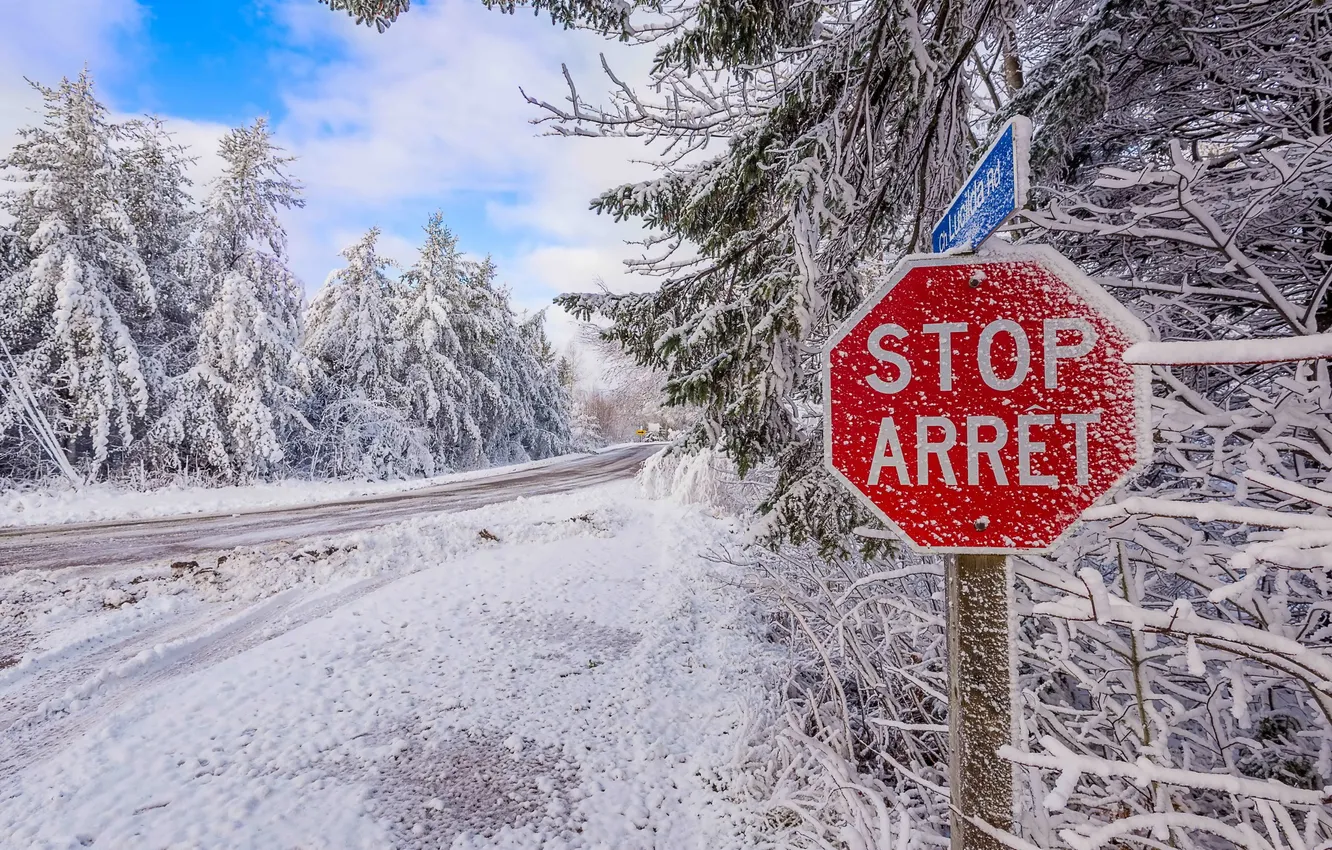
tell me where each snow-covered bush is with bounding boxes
[638,445,760,515]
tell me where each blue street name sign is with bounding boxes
[931,116,1032,254]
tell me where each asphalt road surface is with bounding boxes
[0,444,661,573]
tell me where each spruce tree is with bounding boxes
[461,257,526,463]
[303,228,432,478]
[151,119,308,480]
[318,0,410,31]
[0,69,154,477]
[120,118,200,425]
[459,258,571,464]
[395,213,483,470]
[507,311,573,460]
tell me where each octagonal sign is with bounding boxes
[823,246,1151,553]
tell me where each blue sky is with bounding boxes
[113,1,296,123]
[0,0,656,344]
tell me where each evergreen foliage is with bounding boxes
[120,118,200,433]
[0,69,154,478]
[395,214,486,470]
[464,261,573,464]
[395,215,573,468]
[536,0,1005,553]
[304,228,399,406]
[152,119,309,481]
[318,0,411,32]
[501,310,573,461]
[304,227,433,479]
[0,74,573,485]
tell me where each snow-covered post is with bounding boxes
[947,553,1014,850]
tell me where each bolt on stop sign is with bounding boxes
[823,246,1151,552]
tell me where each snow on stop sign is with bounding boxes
[823,246,1151,552]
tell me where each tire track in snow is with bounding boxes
[0,574,399,790]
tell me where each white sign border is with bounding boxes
[821,244,1154,555]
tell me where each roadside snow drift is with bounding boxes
[0,454,588,529]
[0,481,784,849]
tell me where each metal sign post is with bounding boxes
[824,148,1151,848]
[947,552,1015,850]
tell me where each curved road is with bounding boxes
[0,444,660,573]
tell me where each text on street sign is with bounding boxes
[932,116,1032,254]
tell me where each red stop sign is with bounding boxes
[823,247,1151,552]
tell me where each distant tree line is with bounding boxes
[0,70,573,485]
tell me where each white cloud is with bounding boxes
[262,0,661,321]
[159,117,231,199]
[0,0,142,83]
[0,0,143,150]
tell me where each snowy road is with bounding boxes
[0,444,659,573]
[0,479,782,849]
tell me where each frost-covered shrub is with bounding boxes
[495,0,1332,845]
[638,445,764,515]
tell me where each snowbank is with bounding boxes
[0,453,587,529]
[0,481,787,849]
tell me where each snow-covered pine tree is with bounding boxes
[729,3,1332,845]
[395,213,485,471]
[0,226,37,480]
[303,227,432,478]
[456,257,513,464]
[530,0,1011,552]
[0,69,154,478]
[395,213,571,469]
[318,0,410,31]
[506,310,573,460]
[150,119,308,480]
[120,118,199,434]
[461,258,571,464]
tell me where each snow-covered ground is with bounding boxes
[0,480,786,849]
[0,454,594,529]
